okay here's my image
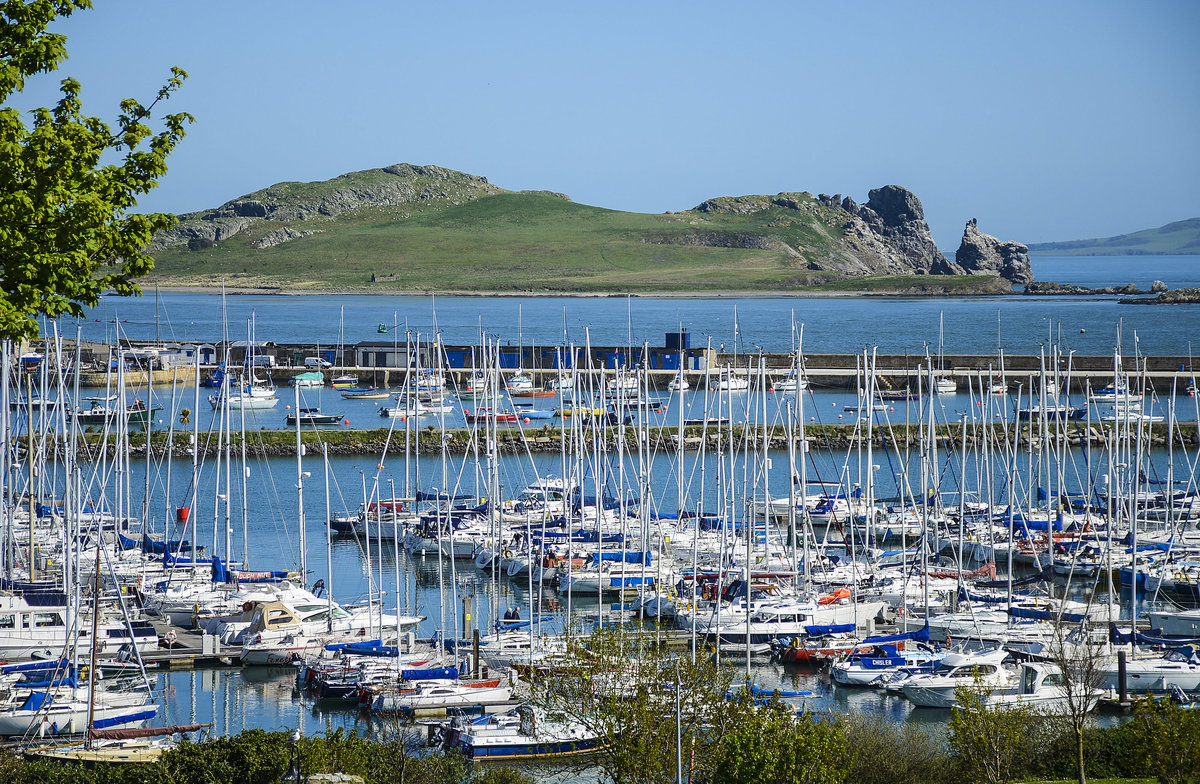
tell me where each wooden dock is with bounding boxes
[141,619,241,669]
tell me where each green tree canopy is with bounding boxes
[0,0,191,341]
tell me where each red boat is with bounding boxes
[463,408,519,423]
[508,388,556,398]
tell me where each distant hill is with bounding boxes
[145,164,1009,293]
[1028,218,1200,256]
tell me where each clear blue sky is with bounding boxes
[19,0,1200,248]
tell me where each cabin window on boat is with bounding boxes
[966,665,996,677]
[33,612,62,627]
[0,615,13,629]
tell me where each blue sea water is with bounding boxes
[56,255,1200,357]
[1032,253,1200,290]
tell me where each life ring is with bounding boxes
[163,630,178,646]
[896,607,909,619]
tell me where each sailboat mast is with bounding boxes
[295,382,307,585]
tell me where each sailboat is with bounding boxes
[934,311,957,394]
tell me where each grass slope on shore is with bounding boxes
[147,188,1006,294]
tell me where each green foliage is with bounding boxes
[0,0,191,340]
[1036,724,1144,781]
[1129,697,1200,784]
[166,729,289,784]
[948,687,1048,784]
[537,624,752,784]
[839,710,952,784]
[0,729,471,784]
[711,700,849,784]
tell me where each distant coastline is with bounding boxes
[1027,217,1200,256]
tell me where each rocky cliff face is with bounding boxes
[954,218,1033,283]
[150,164,504,251]
[818,186,960,276]
[683,185,958,278]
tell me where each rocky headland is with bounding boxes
[146,164,1036,292]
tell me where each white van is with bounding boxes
[304,357,333,369]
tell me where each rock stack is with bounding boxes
[954,218,1033,283]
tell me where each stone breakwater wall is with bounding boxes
[55,423,1200,459]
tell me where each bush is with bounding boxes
[947,689,1049,784]
[840,711,953,784]
[1035,722,1144,780]
[1129,697,1200,784]
[712,705,849,784]
[0,730,470,784]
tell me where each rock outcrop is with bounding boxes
[954,218,1033,283]
[149,164,504,252]
[1120,287,1200,305]
[685,185,959,278]
[252,227,322,249]
[818,186,957,276]
[1024,281,1142,296]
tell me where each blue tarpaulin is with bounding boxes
[1007,606,1087,623]
[401,667,458,681]
[210,557,290,584]
[863,625,931,643]
[804,623,855,635]
[588,551,651,567]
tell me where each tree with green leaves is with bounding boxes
[0,0,191,341]
[947,685,1046,784]
[534,624,756,784]
[711,698,849,784]
[1048,621,1108,784]
[1129,695,1200,784]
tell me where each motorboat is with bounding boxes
[830,643,941,686]
[285,408,344,426]
[291,371,324,388]
[340,388,390,400]
[434,704,600,760]
[73,398,161,427]
[900,648,1013,708]
[372,679,512,713]
[976,662,1104,714]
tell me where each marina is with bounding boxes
[3,271,1200,758]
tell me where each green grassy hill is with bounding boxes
[146,164,1005,294]
[1028,217,1200,255]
